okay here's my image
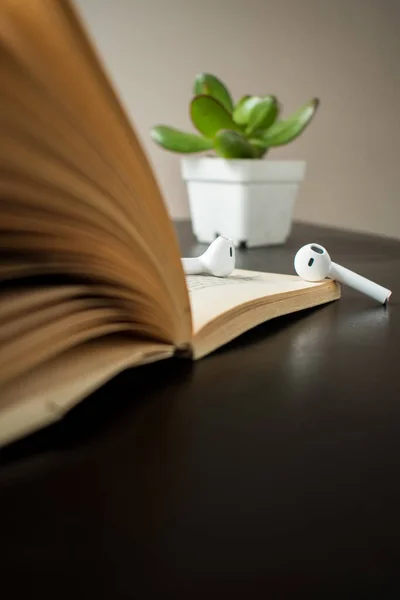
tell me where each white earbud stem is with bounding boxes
[181,236,235,277]
[294,243,391,304]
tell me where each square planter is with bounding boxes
[181,157,306,247]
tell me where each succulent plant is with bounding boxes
[151,73,319,159]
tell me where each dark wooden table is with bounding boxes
[1,222,400,599]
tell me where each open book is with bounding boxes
[0,0,340,446]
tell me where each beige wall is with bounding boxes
[76,0,400,239]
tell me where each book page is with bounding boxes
[187,269,329,333]
[0,336,173,447]
[0,0,191,348]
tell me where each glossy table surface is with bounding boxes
[1,221,400,598]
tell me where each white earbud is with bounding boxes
[294,243,391,304]
[181,236,235,277]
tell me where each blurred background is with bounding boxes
[76,0,400,239]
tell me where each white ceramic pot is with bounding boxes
[181,157,306,247]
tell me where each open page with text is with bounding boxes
[186,269,325,333]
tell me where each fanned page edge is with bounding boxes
[191,278,340,359]
[0,0,192,347]
[0,337,173,447]
[63,0,192,345]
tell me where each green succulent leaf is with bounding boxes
[249,138,268,159]
[193,73,234,113]
[214,129,255,159]
[262,98,319,147]
[233,96,263,126]
[190,95,241,138]
[246,96,278,136]
[151,125,213,153]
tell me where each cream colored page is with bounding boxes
[0,336,173,447]
[186,269,325,333]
